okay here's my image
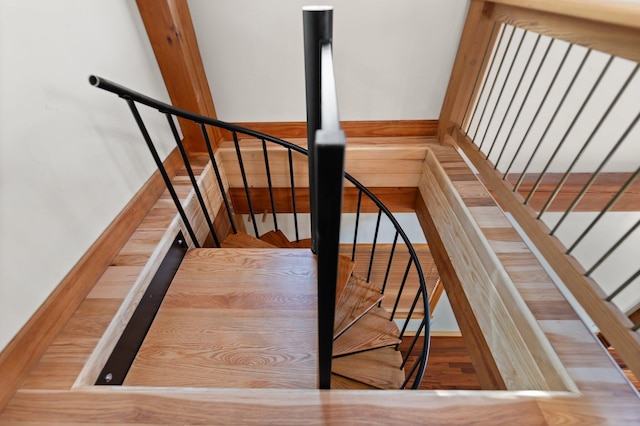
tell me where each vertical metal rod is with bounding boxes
[551,108,640,234]
[391,258,413,321]
[514,47,590,193]
[126,100,200,247]
[467,25,507,137]
[567,166,640,253]
[607,268,640,301]
[399,290,421,340]
[233,131,259,238]
[478,28,527,151]
[366,209,382,283]
[261,139,279,231]
[381,231,399,295]
[288,148,300,242]
[304,6,333,255]
[539,62,636,218]
[497,37,553,173]
[351,190,362,261]
[504,42,571,182]
[402,355,423,390]
[200,123,237,234]
[486,32,538,161]
[166,114,220,247]
[472,26,516,143]
[526,54,612,205]
[400,318,426,370]
[586,219,640,276]
[461,22,499,132]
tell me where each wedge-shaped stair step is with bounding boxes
[332,346,405,389]
[259,230,296,248]
[333,306,401,357]
[334,275,383,338]
[290,238,312,248]
[222,232,277,249]
[331,373,376,390]
[336,255,356,306]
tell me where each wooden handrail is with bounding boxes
[438,0,640,385]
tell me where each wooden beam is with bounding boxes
[229,187,417,214]
[487,1,640,63]
[220,120,438,140]
[438,1,497,141]
[0,148,183,411]
[452,126,640,383]
[136,0,221,153]
[415,195,506,390]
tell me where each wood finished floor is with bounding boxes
[125,248,318,389]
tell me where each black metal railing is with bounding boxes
[460,23,640,378]
[90,73,431,389]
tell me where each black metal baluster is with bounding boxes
[526,54,612,206]
[504,42,571,183]
[606,269,640,302]
[539,64,637,218]
[391,258,413,321]
[586,219,640,277]
[399,291,422,342]
[478,28,527,151]
[473,26,516,144]
[351,190,362,261]
[200,123,237,235]
[496,37,553,173]
[261,138,279,231]
[166,114,219,247]
[486,32,539,163]
[381,231,399,296]
[402,355,424,390]
[461,22,498,132]
[126,100,199,247]
[467,25,507,138]
[288,148,300,242]
[400,318,426,370]
[367,209,382,283]
[551,111,640,235]
[233,131,259,238]
[567,166,640,254]
[514,47,590,193]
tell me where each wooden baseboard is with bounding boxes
[0,148,183,411]
[218,120,438,141]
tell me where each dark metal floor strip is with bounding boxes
[95,232,188,385]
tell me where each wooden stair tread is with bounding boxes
[333,306,401,357]
[222,232,277,249]
[334,275,383,338]
[332,346,405,389]
[290,238,312,248]
[336,255,356,306]
[259,230,297,248]
[331,373,376,390]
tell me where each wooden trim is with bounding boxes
[415,194,506,390]
[438,1,497,142]
[229,187,418,214]
[0,148,182,411]
[452,126,640,383]
[488,0,640,32]
[220,120,438,140]
[487,2,640,63]
[136,0,221,153]
[417,149,574,391]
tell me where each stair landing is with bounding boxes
[124,248,318,388]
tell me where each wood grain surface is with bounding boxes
[124,249,318,388]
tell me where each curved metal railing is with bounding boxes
[90,75,431,389]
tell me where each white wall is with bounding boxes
[188,0,469,122]
[0,0,173,351]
